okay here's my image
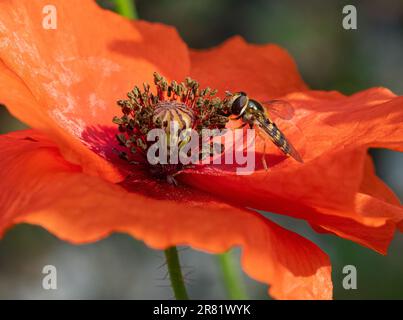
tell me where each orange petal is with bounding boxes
[182,171,398,254]
[190,36,307,98]
[0,60,121,181]
[360,155,401,206]
[0,129,331,300]
[0,0,189,181]
[287,88,403,154]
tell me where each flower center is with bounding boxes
[113,72,230,183]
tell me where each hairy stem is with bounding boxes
[164,246,189,300]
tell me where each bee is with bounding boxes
[227,92,303,168]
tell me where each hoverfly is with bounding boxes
[227,92,304,169]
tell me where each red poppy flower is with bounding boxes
[0,0,402,300]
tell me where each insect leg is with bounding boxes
[166,174,178,186]
[262,140,268,171]
[256,128,268,171]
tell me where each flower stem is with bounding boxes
[164,246,189,300]
[218,250,248,299]
[114,0,138,19]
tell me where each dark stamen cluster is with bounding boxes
[113,72,230,180]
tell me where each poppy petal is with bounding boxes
[360,154,400,203]
[190,36,307,98]
[0,129,331,300]
[0,0,189,181]
[0,60,122,181]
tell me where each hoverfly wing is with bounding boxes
[255,115,304,163]
[261,99,295,120]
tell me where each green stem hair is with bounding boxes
[164,246,189,300]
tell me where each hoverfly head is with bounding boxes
[229,92,249,116]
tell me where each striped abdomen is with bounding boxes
[258,118,303,163]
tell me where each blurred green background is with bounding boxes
[0,0,402,299]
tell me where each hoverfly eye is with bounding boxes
[231,95,247,115]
